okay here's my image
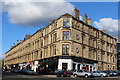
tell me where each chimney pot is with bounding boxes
[84,14,88,23]
[74,8,80,20]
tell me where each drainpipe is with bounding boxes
[82,25,84,67]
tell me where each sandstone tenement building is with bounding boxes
[4,8,117,73]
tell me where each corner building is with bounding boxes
[4,9,117,73]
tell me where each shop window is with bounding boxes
[63,31,69,40]
[62,44,69,55]
[77,64,80,70]
[73,63,76,71]
[63,19,70,28]
[108,65,109,70]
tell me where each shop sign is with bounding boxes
[34,61,38,65]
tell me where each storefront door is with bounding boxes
[62,63,68,70]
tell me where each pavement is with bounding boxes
[2,71,120,80]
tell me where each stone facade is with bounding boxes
[4,9,117,71]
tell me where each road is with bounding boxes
[2,72,120,80]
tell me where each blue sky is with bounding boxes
[1,2,118,58]
[71,2,118,21]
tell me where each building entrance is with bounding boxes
[62,63,68,70]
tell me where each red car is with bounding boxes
[56,70,71,77]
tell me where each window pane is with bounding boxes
[66,31,69,40]
[62,44,69,55]
[63,19,70,28]
[62,45,66,55]
[79,70,83,72]
[63,31,69,40]
[66,45,69,55]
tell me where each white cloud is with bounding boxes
[2,0,74,26]
[94,18,118,39]
[94,18,118,32]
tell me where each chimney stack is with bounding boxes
[24,35,32,40]
[74,8,80,20]
[84,14,88,23]
[87,19,92,25]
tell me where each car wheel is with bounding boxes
[107,74,110,77]
[74,74,77,77]
[101,74,104,77]
[84,74,88,78]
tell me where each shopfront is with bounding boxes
[57,56,98,72]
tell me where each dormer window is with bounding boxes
[63,19,70,28]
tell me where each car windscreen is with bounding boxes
[83,70,88,72]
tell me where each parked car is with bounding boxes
[11,69,20,73]
[111,71,118,76]
[19,69,28,73]
[5,68,11,72]
[24,70,38,75]
[91,71,109,77]
[106,70,118,76]
[115,70,120,76]
[104,71,113,76]
[55,69,61,74]
[2,69,5,72]
[56,70,71,77]
[73,70,91,78]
